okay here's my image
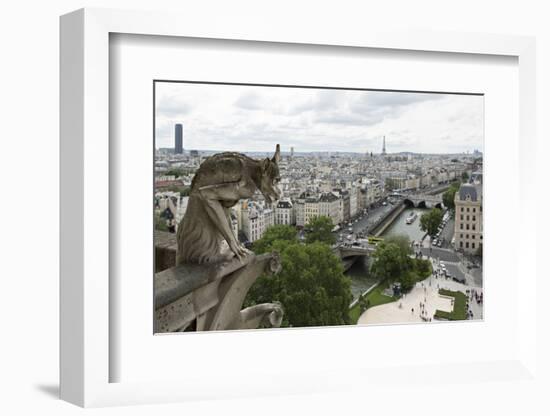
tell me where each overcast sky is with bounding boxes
[155,82,483,154]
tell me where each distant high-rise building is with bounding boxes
[174,124,183,154]
[290,147,294,159]
[382,136,387,155]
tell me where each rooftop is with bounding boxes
[457,183,482,202]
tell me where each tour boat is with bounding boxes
[405,212,418,224]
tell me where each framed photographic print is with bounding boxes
[60,8,537,407]
[153,80,484,334]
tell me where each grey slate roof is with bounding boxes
[277,200,293,209]
[319,192,339,202]
[458,183,479,201]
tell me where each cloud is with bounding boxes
[347,91,444,123]
[156,94,193,118]
[234,91,265,111]
[300,90,445,128]
[315,111,384,126]
[154,82,483,153]
[288,90,345,114]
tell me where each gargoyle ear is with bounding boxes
[262,158,271,171]
[272,144,281,164]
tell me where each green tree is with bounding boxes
[253,224,298,254]
[384,234,412,256]
[165,167,195,178]
[400,270,419,292]
[369,240,431,294]
[413,258,433,278]
[370,242,409,282]
[420,208,443,237]
[246,240,353,327]
[442,182,460,210]
[305,216,336,245]
[165,184,190,196]
[461,171,470,182]
[358,294,369,313]
[165,168,185,178]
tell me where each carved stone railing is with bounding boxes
[155,252,283,332]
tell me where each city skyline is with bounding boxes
[155,82,484,154]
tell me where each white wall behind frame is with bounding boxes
[1,0,547,414]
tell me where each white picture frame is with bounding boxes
[60,8,537,407]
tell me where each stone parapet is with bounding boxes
[155,251,283,332]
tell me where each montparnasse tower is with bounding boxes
[382,135,387,156]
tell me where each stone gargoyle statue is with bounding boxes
[176,144,281,264]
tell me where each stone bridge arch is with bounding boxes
[403,194,444,209]
[403,198,415,207]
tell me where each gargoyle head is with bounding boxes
[260,144,281,204]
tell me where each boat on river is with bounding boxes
[405,212,418,224]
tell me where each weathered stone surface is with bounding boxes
[154,252,283,332]
[237,303,284,329]
[155,230,177,272]
[155,255,254,310]
[155,292,195,332]
[175,145,281,264]
[204,252,281,331]
[155,146,287,331]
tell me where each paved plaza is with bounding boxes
[357,259,483,325]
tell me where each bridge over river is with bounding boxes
[403,193,443,209]
[332,244,372,271]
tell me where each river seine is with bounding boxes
[344,206,429,299]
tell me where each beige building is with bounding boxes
[304,196,320,226]
[319,192,341,225]
[453,183,483,254]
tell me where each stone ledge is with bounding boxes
[154,251,282,332]
[155,255,254,310]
